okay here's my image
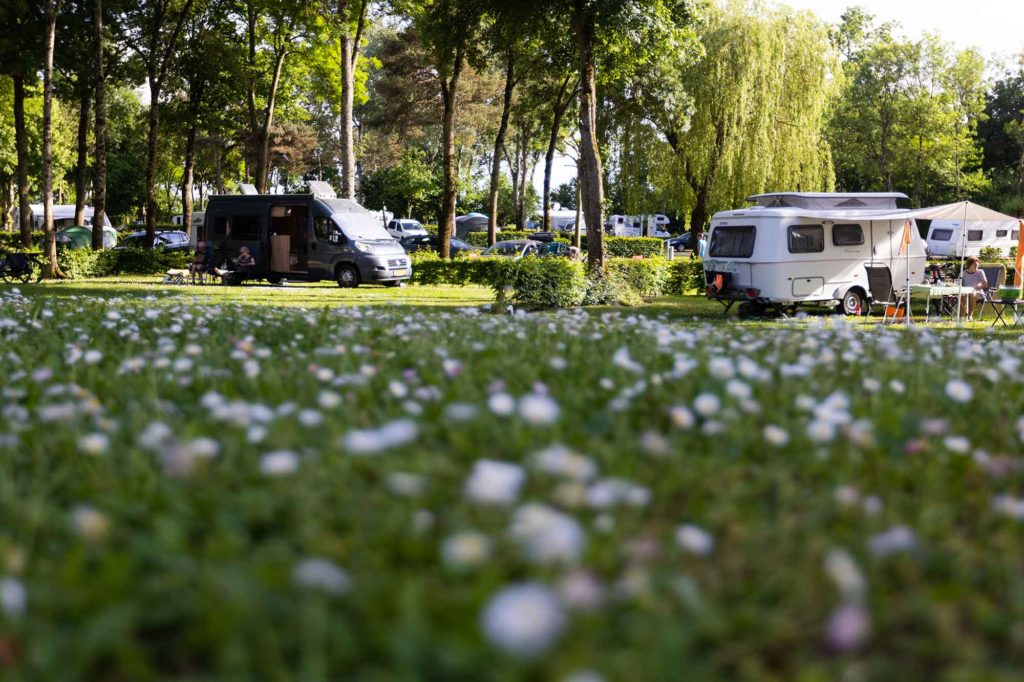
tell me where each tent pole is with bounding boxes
[1016,218,1024,287]
[957,202,968,326]
[906,218,912,325]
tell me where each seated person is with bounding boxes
[214,245,255,279]
[961,256,988,320]
[190,241,206,275]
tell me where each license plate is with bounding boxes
[392,268,408,277]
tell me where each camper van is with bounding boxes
[926,219,1020,259]
[20,204,113,230]
[200,193,411,287]
[702,192,927,317]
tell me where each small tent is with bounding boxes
[455,213,489,239]
[56,225,119,249]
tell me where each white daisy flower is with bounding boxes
[464,460,526,506]
[481,583,566,659]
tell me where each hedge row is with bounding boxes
[409,251,706,308]
[57,247,192,279]
[464,232,665,258]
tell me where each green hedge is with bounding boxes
[465,231,534,247]
[666,258,705,295]
[493,257,586,310]
[607,258,669,299]
[408,251,503,286]
[605,237,664,258]
[0,231,44,248]
[54,247,192,279]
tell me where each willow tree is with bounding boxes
[639,1,838,235]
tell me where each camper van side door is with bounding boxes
[310,215,344,277]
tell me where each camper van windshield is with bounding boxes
[709,226,756,258]
[931,229,953,241]
[332,213,391,241]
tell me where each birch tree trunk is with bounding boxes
[93,0,107,250]
[340,32,356,199]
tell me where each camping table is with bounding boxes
[987,299,1024,327]
[909,284,976,318]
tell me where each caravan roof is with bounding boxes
[746,193,908,210]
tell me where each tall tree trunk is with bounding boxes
[43,1,62,277]
[515,138,527,229]
[487,49,515,246]
[340,32,356,199]
[93,0,107,250]
[182,122,197,238]
[74,86,91,227]
[574,0,604,269]
[215,142,225,194]
[438,49,464,259]
[145,76,161,247]
[13,74,32,246]
[573,161,582,249]
[543,76,574,231]
[254,49,287,194]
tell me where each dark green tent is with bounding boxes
[56,225,118,249]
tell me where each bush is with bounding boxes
[492,257,586,310]
[422,224,438,235]
[583,268,642,306]
[666,258,705,295]
[465,231,534,247]
[0,231,44,249]
[605,237,664,259]
[57,248,104,279]
[409,251,503,286]
[979,246,1004,262]
[606,257,669,298]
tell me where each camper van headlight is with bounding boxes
[354,241,378,254]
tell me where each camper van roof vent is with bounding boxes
[308,181,338,199]
[239,183,258,195]
[747,192,908,210]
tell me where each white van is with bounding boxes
[926,219,1019,259]
[702,192,927,317]
[386,219,428,240]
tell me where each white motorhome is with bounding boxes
[926,219,1020,259]
[22,204,113,230]
[702,192,927,317]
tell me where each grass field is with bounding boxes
[1,280,1023,680]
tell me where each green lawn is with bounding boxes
[1,281,1023,680]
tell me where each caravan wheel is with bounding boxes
[841,289,866,316]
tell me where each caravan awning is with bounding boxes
[794,201,1021,224]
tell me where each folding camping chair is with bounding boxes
[865,265,908,323]
[975,264,1007,320]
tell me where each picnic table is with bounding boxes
[909,284,976,318]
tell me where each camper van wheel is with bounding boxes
[267,275,282,285]
[738,302,764,319]
[841,289,866,316]
[336,264,359,288]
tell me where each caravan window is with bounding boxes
[788,225,824,253]
[832,224,864,246]
[709,226,756,258]
[967,230,983,242]
[931,229,953,241]
[212,215,229,237]
[997,230,1009,238]
[1013,230,1020,241]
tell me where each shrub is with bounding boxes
[666,258,705,295]
[979,246,1004,262]
[101,248,191,276]
[465,231,534,247]
[57,248,104,279]
[583,268,642,306]
[0,231,44,249]
[606,257,669,298]
[409,251,503,286]
[492,257,586,310]
[605,237,664,259]
[422,224,438,235]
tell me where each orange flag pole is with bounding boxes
[1016,219,1024,287]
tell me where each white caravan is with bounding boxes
[605,214,669,238]
[702,192,927,316]
[926,218,1020,259]
[22,204,113,230]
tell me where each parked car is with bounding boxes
[666,232,694,251]
[482,240,546,258]
[400,235,478,257]
[115,230,193,250]
[540,242,580,259]
[386,219,428,240]
[529,231,559,243]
